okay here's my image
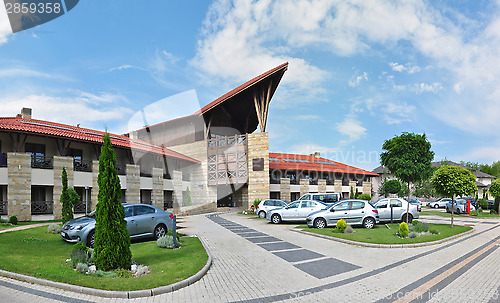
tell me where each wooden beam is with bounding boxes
[253,94,263,132]
[262,80,273,132]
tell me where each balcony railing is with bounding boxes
[0,153,6,167]
[0,201,6,215]
[74,159,92,172]
[31,200,53,215]
[31,155,53,169]
[73,201,90,214]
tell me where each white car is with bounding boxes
[267,200,328,224]
[255,199,288,218]
[372,198,420,223]
[299,192,341,204]
[427,198,452,209]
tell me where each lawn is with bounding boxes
[0,226,208,291]
[300,223,472,244]
[420,210,499,218]
[0,220,60,230]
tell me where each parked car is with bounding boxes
[61,203,174,247]
[427,198,452,209]
[461,197,476,208]
[372,198,420,223]
[445,199,476,214]
[299,192,341,204]
[404,197,422,212]
[267,200,328,224]
[256,199,288,218]
[306,199,379,229]
[487,200,495,210]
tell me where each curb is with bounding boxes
[291,226,475,248]
[0,236,212,299]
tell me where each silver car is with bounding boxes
[267,200,328,224]
[445,199,475,214]
[373,198,420,223]
[427,198,452,209]
[306,199,380,229]
[61,203,175,247]
[256,199,288,218]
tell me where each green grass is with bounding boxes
[421,210,499,218]
[0,226,208,291]
[0,220,61,230]
[301,223,472,244]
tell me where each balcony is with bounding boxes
[31,200,53,215]
[74,159,92,172]
[31,155,53,169]
[0,201,6,215]
[0,153,6,167]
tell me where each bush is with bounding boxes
[399,222,409,238]
[477,198,488,209]
[47,224,62,234]
[408,231,418,238]
[470,210,479,216]
[157,235,175,249]
[166,230,180,242]
[70,242,89,268]
[490,209,497,215]
[410,221,429,233]
[336,219,347,233]
[429,229,439,235]
[9,216,18,225]
[357,194,371,201]
[76,262,89,273]
[113,268,132,278]
[344,225,354,234]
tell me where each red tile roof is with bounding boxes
[269,153,378,176]
[0,117,200,164]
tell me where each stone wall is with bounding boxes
[53,156,74,220]
[349,181,357,197]
[152,168,164,210]
[362,181,372,197]
[126,164,140,204]
[318,179,326,193]
[173,170,183,210]
[280,178,290,202]
[91,161,99,211]
[247,132,270,210]
[334,180,342,193]
[7,153,31,221]
[299,179,309,197]
[168,140,217,206]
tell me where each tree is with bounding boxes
[380,132,434,223]
[383,180,401,195]
[94,133,131,271]
[61,167,74,224]
[413,178,437,199]
[489,179,500,214]
[431,165,477,227]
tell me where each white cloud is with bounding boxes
[416,82,443,94]
[381,101,416,125]
[389,62,421,74]
[336,118,367,145]
[109,65,136,72]
[289,143,342,156]
[0,67,53,78]
[349,71,368,87]
[0,0,12,45]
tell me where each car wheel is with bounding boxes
[86,230,95,248]
[402,214,413,224]
[456,208,460,215]
[434,204,439,209]
[154,224,167,239]
[271,214,282,224]
[363,217,375,229]
[314,218,326,229]
[258,211,266,219]
[446,207,450,213]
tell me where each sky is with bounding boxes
[0,0,499,171]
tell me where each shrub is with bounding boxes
[9,216,18,225]
[70,242,89,268]
[477,198,488,209]
[166,230,180,242]
[412,220,420,225]
[47,224,62,234]
[490,209,497,215]
[470,210,478,216]
[336,219,347,233]
[408,231,418,238]
[399,222,409,238]
[113,268,132,278]
[87,248,94,265]
[94,133,131,271]
[76,262,89,273]
[61,167,74,225]
[411,221,429,233]
[357,194,371,201]
[429,229,439,235]
[157,235,175,249]
[344,225,354,234]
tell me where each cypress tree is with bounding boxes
[61,167,74,224]
[94,133,131,271]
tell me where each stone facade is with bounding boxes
[7,153,31,221]
[247,132,270,210]
[299,179,309,197]
[168,140,217,206]
[152,168,164,210]
[362,181,372,196]
[173,170,183,210]
[280,178,290,202]
[53,156,74,220]
[91,160,99,211]
[334,180,342,193]
[126,164,140,204]
[318,179,326,193]
[349,181,357,197]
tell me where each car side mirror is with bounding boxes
[330,208,335,212]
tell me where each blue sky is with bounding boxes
[0,0,499,170]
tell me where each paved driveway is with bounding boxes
[0,213,499,302]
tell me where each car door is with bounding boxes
[282,201,300,220]
[298,200,318,219]
[374,199,390,221]
[390,199,405,220]
[326,201,351,225]
[124,205,137,236]
[348,201,366,225]
[134,205,157,235]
